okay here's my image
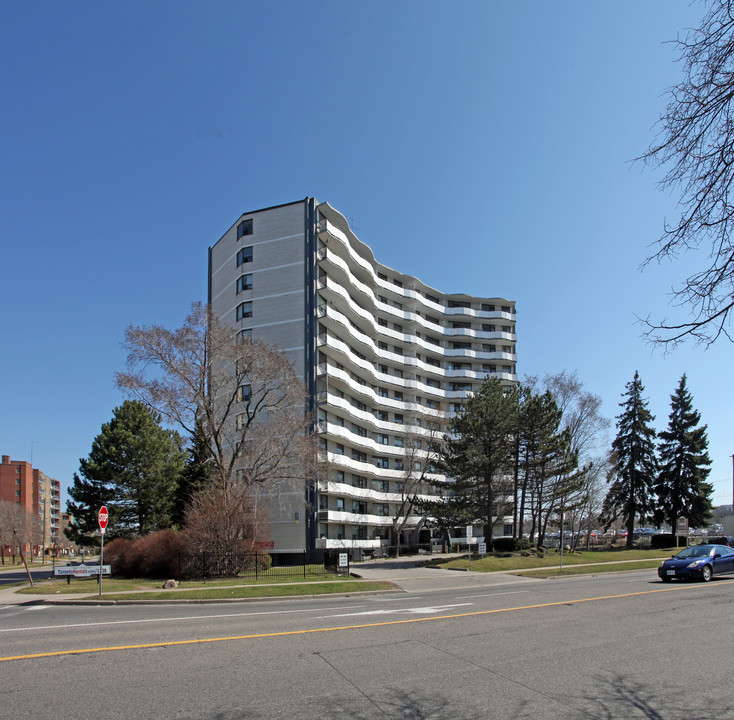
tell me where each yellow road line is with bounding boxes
[3,580,731,663]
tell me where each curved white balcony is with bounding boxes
[316,212,515,330]
[314,538,382,550]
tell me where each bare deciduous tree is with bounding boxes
[640,0,734,347]
[391,415,444,557]
[116,302,318,547]
[0,501,40,564]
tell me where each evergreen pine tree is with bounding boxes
[439,377,518,550]
[601,371,657,547]
[653,374,713,530]
[65,401,185,543]
[172,418,213,527]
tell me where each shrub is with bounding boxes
[107,530,185,579]
[492,537,518,552]
[651,533,686,550]
[104,537,133,576]
[136,529,185,578]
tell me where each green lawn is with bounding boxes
[17,572,356,596]
[430,547,674,573]
[76,580,395,601]
[519,560,665,578]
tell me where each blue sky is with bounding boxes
[2,1,732,508]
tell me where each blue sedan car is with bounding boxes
[658,544,734,582]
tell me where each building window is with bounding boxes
[238,328,253,341]
[394,414,404,424]
[394,460,404,471]
[236,301,252,320]
[378,387,389,398]
[239,384,252,402]
[375,457,389,469]
[336,498,345,511]
[352,450,367,462]
[482,303,495,312]
[378,434,389,445]
[236,274,253,293]
[236,413,245,430]
[237,246,253,265]
[237,219,253,238]
[336,471,345,483]
[394,391,403,401]
[336,444,344,455]
[376,410,388,421]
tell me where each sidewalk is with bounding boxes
[350,554,542,594]
[0,555,661,606]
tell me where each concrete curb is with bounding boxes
[39,587,404,606]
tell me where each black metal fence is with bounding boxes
[178,550,345,580]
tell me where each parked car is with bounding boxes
[658,544,734,582]
[703,536,734,547]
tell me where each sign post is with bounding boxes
[98,506,108,597]
[466,526,473,570]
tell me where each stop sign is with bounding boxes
[98,506,109,532]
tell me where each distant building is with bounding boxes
[209,199,517,553]
[1,454,61,556]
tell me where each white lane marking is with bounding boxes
[369,596,423,602]
[453,591,530,600]
[0,605,367,633]
[325,603,473,618]
[0,606,50,620]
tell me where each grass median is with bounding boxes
[16,574,397,601]
[429,547,673,577]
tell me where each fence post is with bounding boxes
[303,550,306,579]
[255,552,258,581]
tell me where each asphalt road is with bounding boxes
[1,569,732,720]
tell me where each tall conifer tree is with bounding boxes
[65,401,185,544]
[601,372,657,547]
[654,374,713,530]
[439,377,517,550]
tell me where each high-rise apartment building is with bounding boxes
[209,199,517,552]
[0,455,61,554]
